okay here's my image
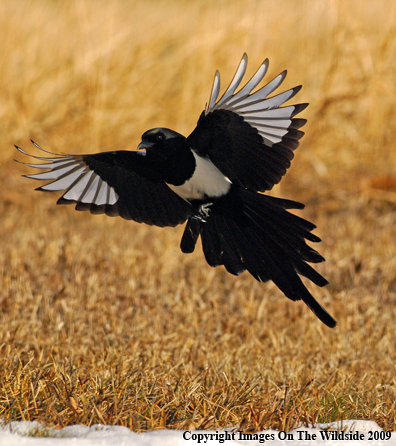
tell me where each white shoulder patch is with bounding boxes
[167,151,231,201]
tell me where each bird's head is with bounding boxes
[137,127,194,185]
[137,128,184,153]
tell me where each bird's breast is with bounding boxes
[166,151,231,201]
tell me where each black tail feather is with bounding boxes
[180,188,336,328]
[202,215,245,275]
[180,218,200,253]
[200,217,223,267]
[243,204,324,265]
[231,207,335,327]
[292,257,329,287]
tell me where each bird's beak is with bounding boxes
[137,141,154,151]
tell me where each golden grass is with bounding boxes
[1,0,396,433]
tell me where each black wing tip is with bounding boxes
[35,185,55,192]
[279,85,302,104]
[75,201,92,211]
[283,128,305,142]
[58,197,110,215]
[276,136,300,151]
[14,145,28,156]
[290,118,307,129]
[291,103,309,117]
[310,234,322,243]
[90,204,107,215]
[292,85,302,96]
[57,196,74,205]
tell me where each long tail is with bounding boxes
[180,188,336,328]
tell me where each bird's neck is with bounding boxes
[159,139,196,186]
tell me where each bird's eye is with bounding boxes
[156,134,163,142]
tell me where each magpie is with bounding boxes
[15,54,336,328]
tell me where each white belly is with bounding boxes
[167,151,231,200]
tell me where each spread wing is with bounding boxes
[187,53,308,192]
[16,141,192,227]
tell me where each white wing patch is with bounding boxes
[206,54,303,146]
[214,53,248,109]
[206,70,221,115]
[15,142,119,206]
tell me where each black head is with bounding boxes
[136,127,195,186]
[137,128,184,151]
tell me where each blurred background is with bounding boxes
[1,0,396,430]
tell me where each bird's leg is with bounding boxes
[192,202,213,223]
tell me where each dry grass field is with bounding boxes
[1,0,396,433]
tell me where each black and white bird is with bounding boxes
[16,54,336,328]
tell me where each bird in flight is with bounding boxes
[16,54,336,328]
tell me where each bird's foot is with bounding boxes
[192,202,213,223]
